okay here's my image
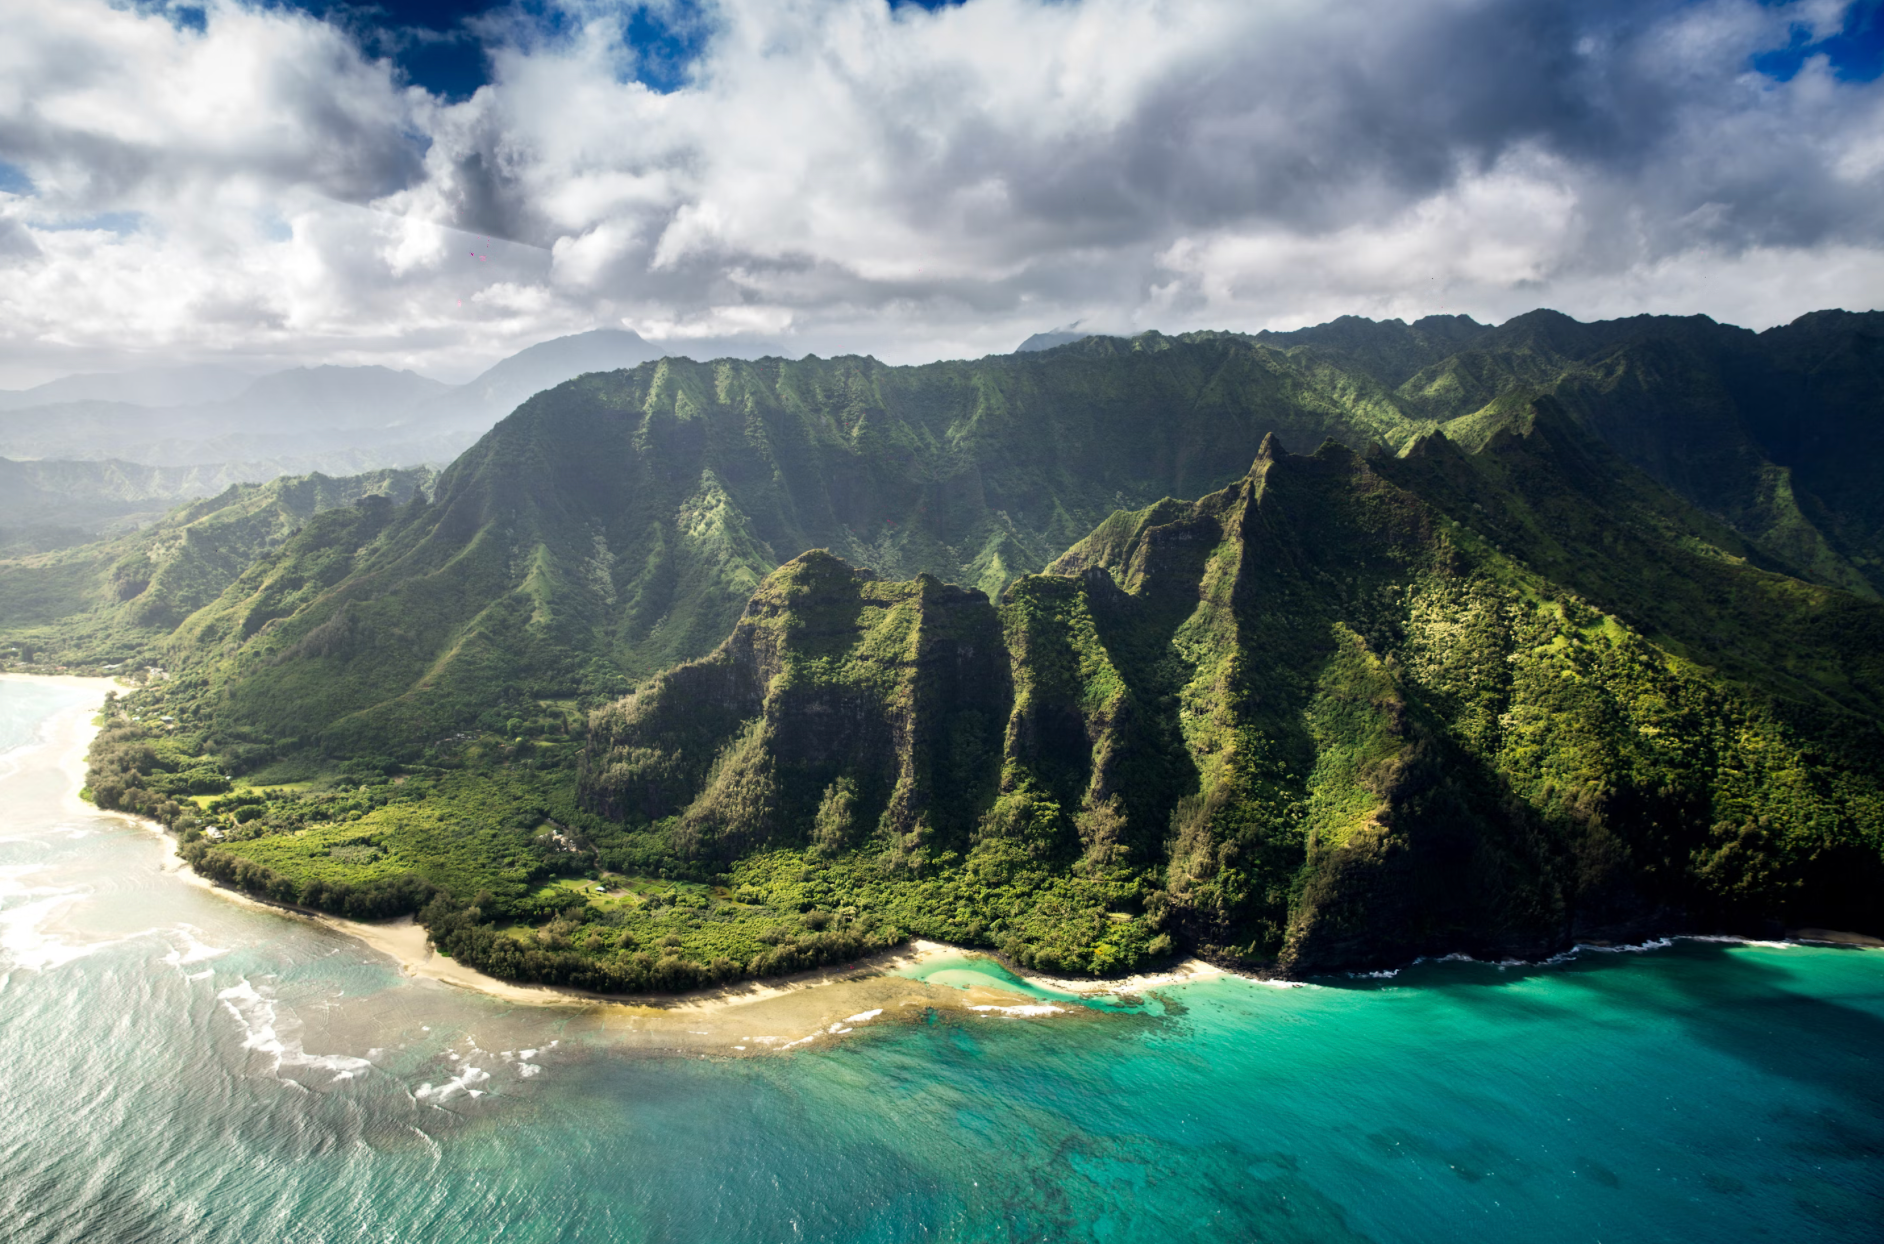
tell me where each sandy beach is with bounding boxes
[13,670,1873,1054]
[0,673,120,815]
[6,670,1230,1043]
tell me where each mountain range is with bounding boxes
[0,363,256,410]
[28,306,1884,986]
[0,328,764,544]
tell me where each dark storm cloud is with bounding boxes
[0,0,1879,382]
[388,0,1874,333]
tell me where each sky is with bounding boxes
[0,0,1880,386]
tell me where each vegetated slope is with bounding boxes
[130,309,1884,775]
[158,334,1443,760]
[0,457,311,555]
[0,468,432,667]
[574,417,1884,975]
[1295,307,1884,597]
[99,399,1884,985]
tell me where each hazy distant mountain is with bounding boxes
[0,456,422,554]
[226,365,450,425]
[0,331,784,475]
[1014,329,1092,352]
[400,327,792,442]
[451,328,667,423]
[0,366,453,468]
[0,364,256,411]
[0,457,259,524]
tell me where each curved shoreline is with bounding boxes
[20,673,1859,1029]
[6,674,1227,1018]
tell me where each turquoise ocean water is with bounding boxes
[2,677,1879,1243]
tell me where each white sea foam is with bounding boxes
[0,890,100,972]
[415,1064,492,1104]
[842,1009,883,1024]
[0,861,55,890]
[967,1003,1064,1017]
[1380,934,1775,978]
[1,869,223,979]
[0,867,162,973]
[160,925,229,971]
[408,1125,444,1165]
[1576,937,1676,955]
[504,1044,546,1078]
[215,978,373,1085]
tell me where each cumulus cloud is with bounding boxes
[0,0,1879,384]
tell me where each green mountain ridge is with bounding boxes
[27,306,1884,986]
[572,419,1882,974]
[0,468,433,665]
[0,456,393,556]
[140,333,1451,759]
[47,308,1875,771]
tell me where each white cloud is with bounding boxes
[0,0,1879,386]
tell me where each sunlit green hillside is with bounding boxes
[35,308,1884,987]
[57,310,1879,767]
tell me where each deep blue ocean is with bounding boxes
[2,676,1879,1243]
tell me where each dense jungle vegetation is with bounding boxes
[23,308,1884,987]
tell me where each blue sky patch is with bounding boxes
[618,3,712,93]
[1753,0,1883,82]
[36,211,146,234]
[0,162,35,196]
[116,1,208,32]
[261,1,503,101]
[232,2,717,99]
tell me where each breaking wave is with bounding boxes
[215,978,373,1086]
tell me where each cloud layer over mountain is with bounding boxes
[0,0,1879,383]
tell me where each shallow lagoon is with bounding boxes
[3,677,1879,1243]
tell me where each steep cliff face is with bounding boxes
[583,552,1011,865]
[66,309,1878,770]
[1047,435,1577,970]
[580,422,1884,975]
